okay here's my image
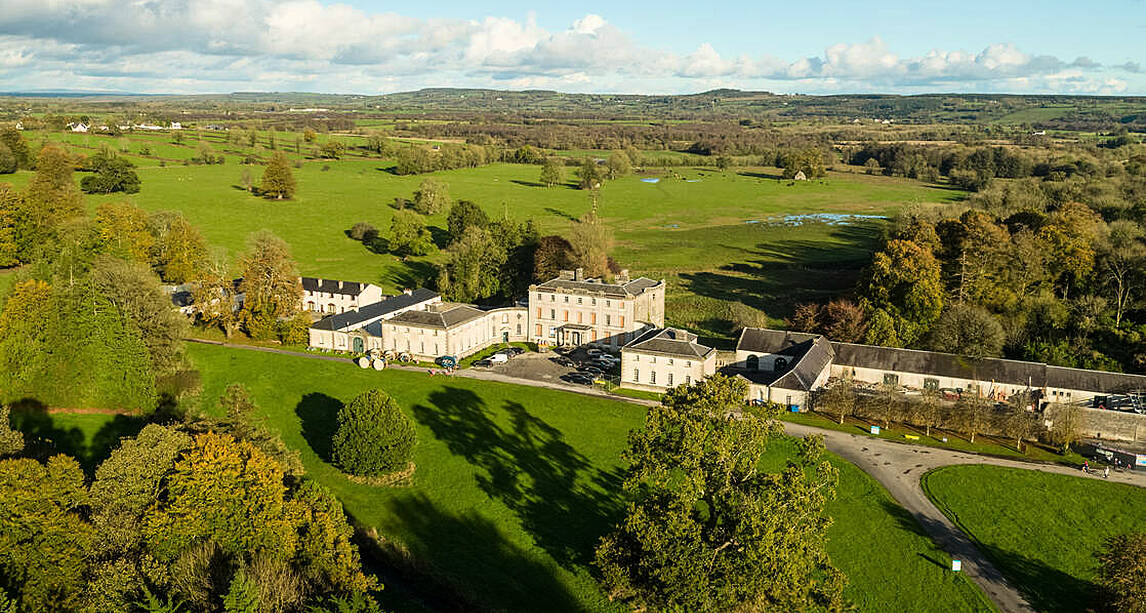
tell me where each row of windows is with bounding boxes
[632,369,689,387]
[305,291,351,301]
[536,293,623,309]
[631,354,689,367]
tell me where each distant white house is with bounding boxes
[67,122,90,133]
[169,122,182,130]
[134,123,165,131]
[14,121,23,131]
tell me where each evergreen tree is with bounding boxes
[446,199,489,244]
[259,152,296,200]
[331,389,416,476]
[80,150,141,194]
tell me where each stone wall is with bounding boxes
[1079,407,1146,443]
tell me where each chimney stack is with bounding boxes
[574,267,584,281]
[559,270,574,280]
[617,269,630,284]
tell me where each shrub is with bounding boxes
[331,389,416,476]
[348,222,378,242]
[278,313,311,346]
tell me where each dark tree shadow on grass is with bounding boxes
[679,224,882,320]
[295,392,343,462]
[426,225,450,249]
[379,260,439,292]
[510,179,545,188]
[87,414,147,469]
[977,545,1096,613]
[356,494,589,613]
[8,398,86,463]
[412,387,625,571]
[543,207,578,221]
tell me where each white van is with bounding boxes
[489,353,509,364]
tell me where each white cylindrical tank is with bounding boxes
[372,359,386,371]
[357,356,371,369]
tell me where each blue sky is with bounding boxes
[0,0,1142,95]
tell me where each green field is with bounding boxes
[32,343,991,612]
[1,136,964,339]
[923,465,1146,613]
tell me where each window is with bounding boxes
[685,375,691,385]
[563,310,569,322]
[564,295,569,303]
[550,309,556,319]
[619,316,625,327]
[633,368,639,382]
[502,314,508,323]
[592,298,597,306]
[577,297,582,305]
[605,314,611,326]
[650,371,656,385]
[686,361,691,368]
[550,294,555,301]
[923,378,939,391]
[883,373,899,386]
[668,373,674,386]
[516,324,522,334]
[591,313,597,324]
[746,355,759,370]
[578,312,583,323]
[650,356,656,364]
[668,359,674,366]
[606,300,611,308]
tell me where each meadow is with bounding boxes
[923,465,1146,613]
[4,128,965,341]
[30,343,993,613]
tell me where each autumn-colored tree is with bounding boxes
[0,127,31,170]
[860,239,944,346]
[0,456,94,611]
[259,152,296,200]
[94,201,154,262]
[0,406,22,457]
[238,231,302,322]
[568,206,612,279]
[23,145,84,238]
[149,210,208,283]
[1038,202,1102,298]
[1096,532,1146,613]
[822,299,867,342]
[533,235,576,281]
[0,185,23,267]
[193,250,241,337]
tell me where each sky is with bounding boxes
[0,0,1143,96]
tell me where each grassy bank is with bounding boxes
[923,464,1146,613]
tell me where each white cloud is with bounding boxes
[0,1,1134,94]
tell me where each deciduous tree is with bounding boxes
[1096,532,1146,613]
[389,210,434,257]
[259,152,296,200]
[568,206,612,279]
[928,304,1005,359]
[446,199,489,245]
[539,157,564,187]
[412,178,449,215]
[596,375,846,612]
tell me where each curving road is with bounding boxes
[784,422,1146,613]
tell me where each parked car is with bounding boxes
[551,356,576,367]
[473,359,493,367]
[592,357,617,369]
[586,348,604,358]
[579,365,604,376]
[435,355,458,368]
[505,346,526,356]
[489,353,509,364]
[562,373,593,385]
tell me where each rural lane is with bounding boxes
[192,340,1146,613]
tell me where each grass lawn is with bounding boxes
[33,343,993,612]
[781,410,1085,466]
[922,465,1146,613]
[2,141,963,337]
